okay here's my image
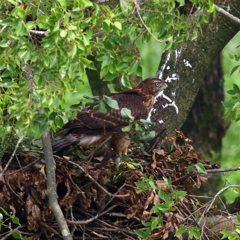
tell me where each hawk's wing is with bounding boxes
[64,91,149,134]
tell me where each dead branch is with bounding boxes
[215,4,240,25]
[42,130,72,240]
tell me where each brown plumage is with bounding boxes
[52,78,167,155]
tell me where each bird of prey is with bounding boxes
[52,78,167,156]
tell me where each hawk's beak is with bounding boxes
[163,82,168,90]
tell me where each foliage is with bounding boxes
[134,176,187,239]
[0,207,28,240]
[220,214,240,240]
[175,226,201,239]
[221,32,240,203]
[0,0,214,140]
[223,84,240,121]
[186,162,207,174]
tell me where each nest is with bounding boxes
[0,132,215,239]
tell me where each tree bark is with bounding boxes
[151,0,240,138]
[181,54,229,158]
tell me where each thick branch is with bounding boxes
[152,0,240,135]
[42,131,72,240]
[22,65,72,240]
[215,4,240,25]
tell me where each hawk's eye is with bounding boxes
[155,82,163,87]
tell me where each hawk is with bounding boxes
[52,78,167,155]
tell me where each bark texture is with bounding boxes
[181,54,229,158]
[151,0,240,137]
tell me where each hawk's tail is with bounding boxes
[52,134,78,152]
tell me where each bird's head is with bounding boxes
[136,78,168,96]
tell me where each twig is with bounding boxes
[29,29,50,36]
[173,166,240,184]
[67,204,117,225]
[206,166,240,173]
[197,185,240,227]
[41,222,63,238]
[4,158,40,175]
[215,4,240,25]
[133,0,171,43]
[204,185,240,214]
[5,177,25,204]
[0,137,24,177]
[85,135,112,162]
[68,160,112,197]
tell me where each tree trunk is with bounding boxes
[181,54,229,159]
[151,0,240,138]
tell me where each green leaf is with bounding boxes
[2,69,11,77]
[53,22,60,32]
[11,231,22,239]
[128,62,138,74]
[222,101,234,108]
[80,57,91,65]
[191,31,198,41]
[25,21,35,30]
[67,25,77,30]
[104,19,111,26]
[59,67,66,79]
[121,75,132,88]
[149,180,156,190]
[55,116,64,128]
[189,227,200,239]
[233,84,240,93]
[58,0,66,10]
[82,35,89,46]
[186,166,193,173]
[1,18,13,26]
[195,163,207,174]
[139,131,155,141]
[11,215,20,225]
[163,177,172,187]
[175,226,187,236]
[60,29,68,37]
[37,15,49,29]
[16,21,28,36]
[103,96,119,110]
[220,230,231,239]
[158,189,167,201]
[134,230,150,238]
[237,213,240,223]
[150,217,163,231]
[135,181,147,189]
[99,100,108,113]
[68,31,75,40]
[103,21,110,35]
[0,39,10,47]
[103,72,119,81]
[121,107,134,120]
[122,124,131,132]
[17,8,25,18]
[230,65,240,76]
[142,221,151,227]
[153,203,169,213]
[63,13,69,26]
[114,21,122,30]
[70,44,77,58]
[123,54,134,62]
[227,89,236,95]
[174,190,187,198]
[0,207,10,216]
